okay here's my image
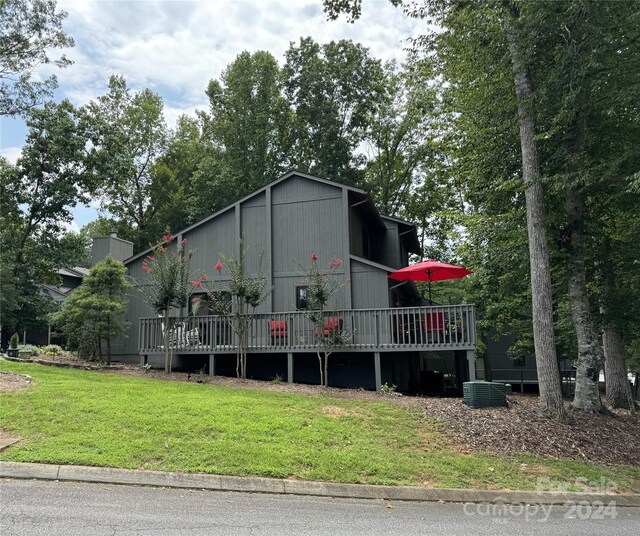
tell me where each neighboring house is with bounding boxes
[95,171,478,392]
[28,266,90,346]
[482,328,573,393]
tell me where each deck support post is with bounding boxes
[209,354,216,377]
[140,354,147,368]
[467,350,476,381]
[287,352,294,384]
[374,352,382,392]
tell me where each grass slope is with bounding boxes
[1,361,638,491]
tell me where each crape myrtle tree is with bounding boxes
[195,240,272,380]
[136,229,193,373]
[297,253,349,387]
[0,0,74,116]
[51,257,131,364]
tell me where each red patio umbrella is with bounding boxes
[388,260,473,302]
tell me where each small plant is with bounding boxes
[7,333,20,357]
[41,344,63,357]
[143,363,152,372]
[18,344,41,355]
[380,382,397,395]
[271,373,284,384]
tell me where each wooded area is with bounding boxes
[1,0,638,416]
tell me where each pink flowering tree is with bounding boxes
[193,239,271,379]
[137,228,193,373]
[298,253,349,387]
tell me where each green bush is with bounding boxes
[18,344,41,355]
[41,344,63,357]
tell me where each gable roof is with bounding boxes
[57,266,89,278]
[125,170,419,265]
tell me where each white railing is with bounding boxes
[138,305,476,354]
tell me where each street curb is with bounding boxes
[1,462,639,506]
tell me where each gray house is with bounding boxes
[98,171,477,392]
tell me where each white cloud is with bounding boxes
[63,219,81,234]
[48,0,420,126]
[7,0,421,163]
[0,146,21,164]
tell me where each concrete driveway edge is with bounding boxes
[2,461,639,507]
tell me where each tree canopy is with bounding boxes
[0,0,74,116]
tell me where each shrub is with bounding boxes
[18,344,41,354]
[41,344,63,357]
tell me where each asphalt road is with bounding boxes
[1,479,638,536]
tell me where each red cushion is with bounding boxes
[422,312,445,331]
[269,320,287,336]
[323,317,343,335]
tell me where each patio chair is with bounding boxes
[421,312,446,342]
[161,320,200,348]
[269,320,288,346]
[322,317,343,336]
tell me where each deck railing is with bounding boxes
[138,305,476,354]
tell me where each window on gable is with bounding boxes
[362,226,370,259]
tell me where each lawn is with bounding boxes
[1,360,639,492]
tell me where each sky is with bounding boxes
[0,0,421,232]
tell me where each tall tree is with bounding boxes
[500,0,565,418]
[202,51,291,205]
[150,114,208,235]
[533,0,640,411]
[51,257,131,364]
[85,75,168,250]
[362,62,437,217]
[0,0,74,116]
[283,37,385,186]
[324,0,566,419]
[0,101,91,341]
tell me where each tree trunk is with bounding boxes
[503,1,565,420]
[163,309,170,373]
[105,336,112,366]
[600,274,635,411]
[317,351,324,387]
[96,335,103,363]
[324,352,330,388]
[603,326,634,410]
[567,188,603,412]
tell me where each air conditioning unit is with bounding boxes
[463,381,510,408]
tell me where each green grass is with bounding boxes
[1,361,639,492]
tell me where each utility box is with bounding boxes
[463,381,509,408]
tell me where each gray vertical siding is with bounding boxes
[351,259,391,309]
[271,177,348,312]
[91,236,134,264]
[184,208,236,275]
[114,173,415,359]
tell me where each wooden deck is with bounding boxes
[138,305,476,355]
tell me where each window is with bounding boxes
[513,356,526,367]
[296,286,309,310]
[362,226,370,259]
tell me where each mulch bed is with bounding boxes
[422,395,640,467]
[3,354,639,467]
